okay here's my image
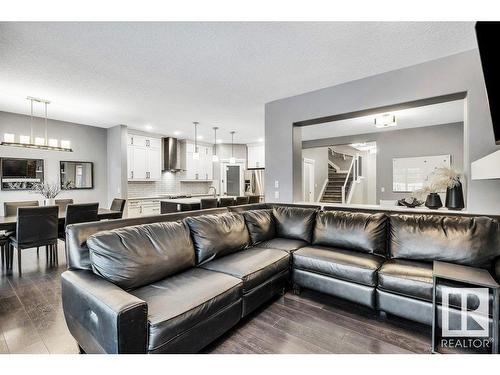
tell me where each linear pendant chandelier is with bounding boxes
[0,96,73,152]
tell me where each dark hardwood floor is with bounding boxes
[0,242,436,354]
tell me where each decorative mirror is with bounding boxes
[60,161,94,189]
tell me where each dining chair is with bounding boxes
[0,234,8,267]
[110,198,126,218]
[55,199,74,211]
[218,197,235,207]
[235,196,250,206]
[3,200,39,216]
[248,195,261,204]
[7,206,59,275]
[200,198,218,210]
[59,203,99,240]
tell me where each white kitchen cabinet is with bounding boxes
[127,133,162,181]
[127,199,161,218]
[247,143,265,168]
[182,141,213,181]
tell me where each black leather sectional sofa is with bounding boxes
[61,203,500,353]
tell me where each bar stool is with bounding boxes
[218,197,235,207]
[235,196,250,205]
[200,198,218,210]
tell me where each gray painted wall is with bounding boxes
[0,111,108,215]
[303,122,464,203]
[265,49,500,214]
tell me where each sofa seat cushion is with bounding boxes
[377,260,492,311]
[130,268,242,352]
[293,246,384,287]
[378,259,433,301]
[256,238,308,253]
[201,248,290,293]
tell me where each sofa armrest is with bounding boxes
[61,270,148,354]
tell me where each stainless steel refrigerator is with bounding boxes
[246,168,265,199]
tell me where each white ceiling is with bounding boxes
[301,99,464,141]
[0,22,476,143]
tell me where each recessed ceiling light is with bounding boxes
[216,138,223,143]
[374,114,397,128]
[173,130,181,136]
[145,124,153,130]
[197,135,203,140]
[258,138,264,142]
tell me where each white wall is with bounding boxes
[266,50,499,214]
[0,111,108,215]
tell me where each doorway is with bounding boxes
[221,161,245,196]
[302,158,315,202]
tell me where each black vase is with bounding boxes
[445,180,465,210]
[425,193,442,210]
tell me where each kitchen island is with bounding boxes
[160,196,220,213]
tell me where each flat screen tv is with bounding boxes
[0,158,44,190]
[475,21,500,145]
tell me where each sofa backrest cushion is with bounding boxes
[243,209,276,245]
[389,214,500,267]
[87,221,195,290]
[185,212,250,265]
[313,210,387,255]
[272,206,318,242]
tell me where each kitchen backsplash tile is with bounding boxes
[127,171,212,198]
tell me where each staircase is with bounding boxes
[321,165,353,203]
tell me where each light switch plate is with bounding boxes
[381,187,385,192]
[274,191,279,199]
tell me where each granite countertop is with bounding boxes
[160,196,219,205]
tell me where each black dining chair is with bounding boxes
[4,200,39,217]
[7,206,59,275]
[248,195,261,204]
[110,198,126,218]
[218,197,235,207]
[55,199,74,211]
[200,198,218,210]
[0,234,8,267]
[235,196,250,206]
[59,203,99,241]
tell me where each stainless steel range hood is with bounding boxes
[162,137,182,171]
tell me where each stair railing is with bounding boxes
[341,154,359,204]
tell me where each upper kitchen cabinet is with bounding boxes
[127,134,162,181]
[247,143,265,169]
[181,141,213,181]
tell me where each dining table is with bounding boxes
[0,207,122,232]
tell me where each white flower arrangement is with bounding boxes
[32,182,61,199]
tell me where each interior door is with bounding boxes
[226,165,240,196]
[303,159,315,202]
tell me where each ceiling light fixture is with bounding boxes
[229,131,236,164]
[145,124,153,131]
[193,121,200,160]
[212,127,219,162]
[1,97,73,152]
[374,114,397,129]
